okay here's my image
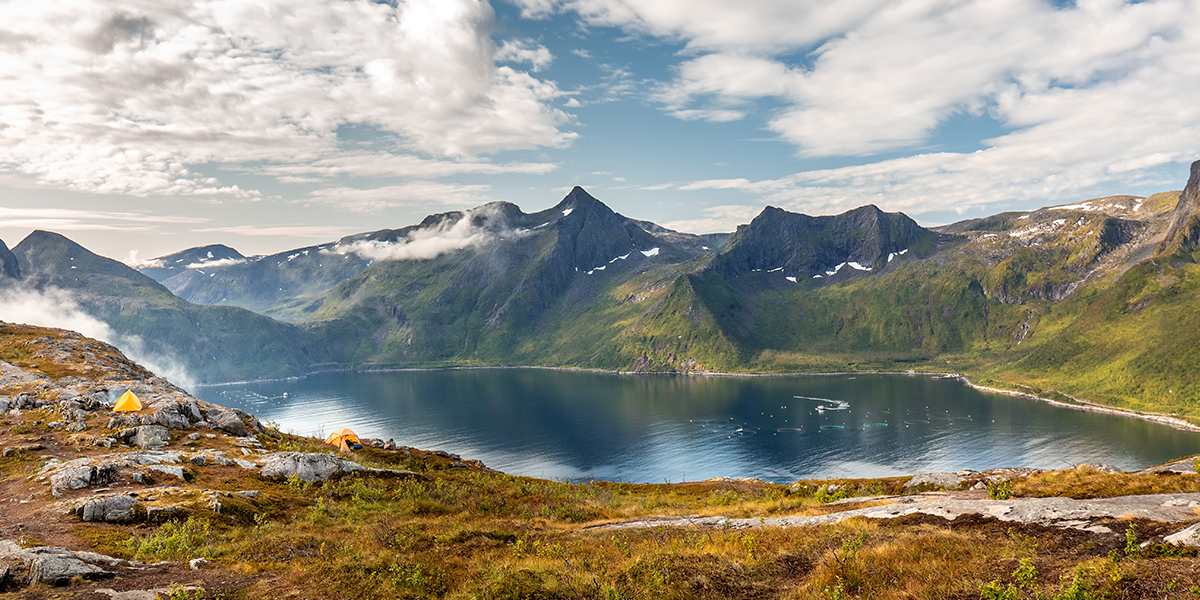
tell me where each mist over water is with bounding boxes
[202,370,1200,483]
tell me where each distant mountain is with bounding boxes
[139,244,246,280]
[707,204,944,285]
[12,162,1200,422]
[0,240,19,279]
[2,231,323,383]
[302,187,715,367]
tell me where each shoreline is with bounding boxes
[196,363,1200,434]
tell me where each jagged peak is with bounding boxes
[554,186,609,214]
[1157,159,1200,257]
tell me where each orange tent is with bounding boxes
[113,390,143,412]
[325,427,363,452]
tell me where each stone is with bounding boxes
[1165,523,1200,547]
[1,443,44,457]
[50,464,117,497]
[66,421,87,432]
[258,452,422,483]
[903,472,965,491]
[0,540,131,587]
[76,494,138,523]
[147,464,188,481]
[128,425,171,449]
[188,557,209,571]
[233,490,260,498]
[259,452,364,483]
[207,409,248,437]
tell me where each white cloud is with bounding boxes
[496,39,554,71]
[513,0,883,52]
[538,0,1200,218]
[0,286,196,390]
[0,0,575,197]
[326,206,526,261]
[185,257,245,269]
[306,181,492,212]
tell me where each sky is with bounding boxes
[0,0,1197,262]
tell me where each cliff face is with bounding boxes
[0,240,18,279]
[1159,160,1200,257]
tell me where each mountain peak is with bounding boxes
[1159,159,1200,257]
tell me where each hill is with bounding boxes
[0,231,324,384]
[4,323,1200,598]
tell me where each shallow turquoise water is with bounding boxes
[199,370,1200,483]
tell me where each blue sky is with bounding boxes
[0,0,1196,261]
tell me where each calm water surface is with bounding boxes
[199,370,1200,482]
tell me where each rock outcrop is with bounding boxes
[0,540,142,588]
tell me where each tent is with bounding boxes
[113,390,143,412]
[325,427,363,452]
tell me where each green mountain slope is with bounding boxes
[11,161,1200,423]
[2,231,324,383]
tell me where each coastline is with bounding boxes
[196,362,1200,433]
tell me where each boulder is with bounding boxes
[1165,523,1200,547]
[903,472,966,491]
[121,425,170,449]
[0,540,134,587]
[206,409,248,437]
[50,464,117,497]
[259,452,364,483]
[76,494,138,523]
[258,452,423,483]
[147,464,188,481]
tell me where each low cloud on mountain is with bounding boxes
[0,286,196,390]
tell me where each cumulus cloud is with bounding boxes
[496,39,554,71]
[0,286,196,390]
[326,207,526,262]
[0,0,575,197]
[539,0,1200,220]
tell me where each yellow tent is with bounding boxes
[113,390,143,412]
[325,427,363,452]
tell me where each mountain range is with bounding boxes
[3,161,1199,419]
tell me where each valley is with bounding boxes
[5,162,1200,424]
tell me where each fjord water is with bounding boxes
[200,370,1200,482]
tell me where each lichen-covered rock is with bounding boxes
[206,408,249,437]
[259,452,364,483]
[76,494,138,523]
[147,464,188,481]
[904,472,966,491]
[0,539,136,587]
[41,451,182,496]
[120,425,171,449]
[1165,522,1200,547]
[49,463,118,497]
[258,452,423,483]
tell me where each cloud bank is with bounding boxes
[327,207,527,262]
[0,286,197,390]
[0,0,575,198]
[526,0,1200,228]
